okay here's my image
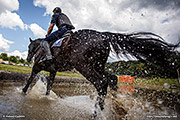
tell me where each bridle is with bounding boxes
[27,44,41,61]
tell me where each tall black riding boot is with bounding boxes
[39,41,53,63]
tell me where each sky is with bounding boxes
[0,0,180,60]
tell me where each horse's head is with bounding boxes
[26,38,42,62]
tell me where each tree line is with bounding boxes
[105,60,179,78]
[105,52,180,78]
[0,53,31,65]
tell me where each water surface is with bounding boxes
[0,79,179,120]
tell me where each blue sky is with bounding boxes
[0,0,49,58]
[0,0,180,60]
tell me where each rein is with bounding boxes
[34,45,41,55]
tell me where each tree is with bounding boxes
[1,53,8,61]
[9,56,18,63]
[19,58,25,64]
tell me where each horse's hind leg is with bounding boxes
[93,61,118,91]
[75,66,108,110]
[46,72,56,95]
[93,59,118,91]
[22,65,41,93]
[103,71,118,91]
[81,68,108,118]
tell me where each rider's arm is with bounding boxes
[46,24,54,36]
[46,14,57,37]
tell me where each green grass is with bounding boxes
[0,63,32,74]
[0,63,84,78]
[117,77,180,92]
[135,78,179,86]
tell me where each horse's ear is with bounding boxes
[29,38,32,42]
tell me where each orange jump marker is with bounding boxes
[118,75,135,84]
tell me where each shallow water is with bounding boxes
[0,78,180,120]
[0,80,114,120]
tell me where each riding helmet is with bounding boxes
[53,7,61,13]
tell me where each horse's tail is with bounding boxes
[106,32,180,76]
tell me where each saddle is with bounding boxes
[35,31,72,64]
[51,30,72,49]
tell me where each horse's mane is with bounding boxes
[34,38,44,45]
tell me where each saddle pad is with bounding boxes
[51,38,64,48]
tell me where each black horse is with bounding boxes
[22,29,179,113]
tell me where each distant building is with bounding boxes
[0,59,9,64]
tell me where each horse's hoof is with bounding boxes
[91,111,97,119]
[46,92,50,95]
[22,88,27,94]
[22,90,27,95]
[21,92,27,95]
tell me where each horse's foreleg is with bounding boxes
[22,72,38,93]
[46,72,56,95]
[22,66,41,94]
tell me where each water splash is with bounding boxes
[27,75,58,100]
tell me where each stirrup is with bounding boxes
[46,55,53,60]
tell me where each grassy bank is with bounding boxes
[135,78,179,86]
[134,78,179,91]
[0,63,31,74]
[0,63,84,78]
[1,63,179,91]
[118,77,180,92]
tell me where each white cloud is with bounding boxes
[0,34,14,52]
[0,0,19,14]
[33,0,180,43]
[0,0,27,30]
[0,34,27,60]
[29,23,46,38]
[0,11,27,30]
[8,50,28,59]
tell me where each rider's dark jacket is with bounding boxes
[43,12,74,43]
[51,13,75,30]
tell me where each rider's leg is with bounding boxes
[41,40,53,60]
[56,26,68,38]
[40,26,68,62]
[40,33,56,62]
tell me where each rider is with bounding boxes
[40,7,75,62]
